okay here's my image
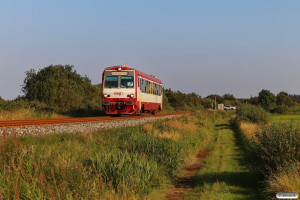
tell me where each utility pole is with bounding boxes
[215,96,217,110]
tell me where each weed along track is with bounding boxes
[165,149,211,200]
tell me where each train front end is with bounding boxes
[102,66,138,115]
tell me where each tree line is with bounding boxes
[0,65,299,115]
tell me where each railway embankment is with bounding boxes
[0,115,178,136]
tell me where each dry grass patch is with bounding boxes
[266,168,300,195]
[143,116,200,140]
[239,121,260,140]
[142,123,153,134]
[153,130,181,140]
[167,119,198,134]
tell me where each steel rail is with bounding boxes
[0,113,185,127]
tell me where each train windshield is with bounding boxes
[121,76,134,88]
[105,76,118,88]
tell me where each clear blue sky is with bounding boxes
[1,0,299,100]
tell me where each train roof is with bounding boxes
[104,66,162,84]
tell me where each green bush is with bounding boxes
[236,104,268,124]
[253,122,300,172]
[272,105,291,114]
[22,65,101,113]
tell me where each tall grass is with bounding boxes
[0,110,222,199]
[266,168,300,195]
[0,109,67,120]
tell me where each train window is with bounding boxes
[139,78,141,88]
[138,78,139,87]
[121,76,134,88]
[142,79,145,93]
[159,85,162,95]
[158,85,160,95]
[105,76,118,88]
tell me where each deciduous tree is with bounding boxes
[276,91,293,107]
[22,65,101,112]
[258,89,276,111]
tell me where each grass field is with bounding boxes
[0,111,223,199]
[269,113,300,126]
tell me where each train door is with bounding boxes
[138,77,142,109]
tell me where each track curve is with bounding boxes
[0,113,186,127]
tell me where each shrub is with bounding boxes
[236,104,268,124]
[253,122,300,172]
[272,105,291,114]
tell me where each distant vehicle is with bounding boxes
[224,105,236,110]
[102,65,163,115]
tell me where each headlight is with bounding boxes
[130,94,134,98]
[103,94,108,98]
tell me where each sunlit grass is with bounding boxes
[266,168,300,195]
[0,110,222,199]
[239,121,260,141]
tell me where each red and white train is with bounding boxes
[102,65,163,115]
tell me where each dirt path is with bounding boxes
[187,120,263,199]
[164,149,211,200]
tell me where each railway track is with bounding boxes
[0,113,185,127]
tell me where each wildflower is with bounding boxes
[60,182,66,192]
[100,177,105,184]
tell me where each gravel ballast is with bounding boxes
[0,115,179,136]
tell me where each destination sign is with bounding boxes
[111,71,128,76]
